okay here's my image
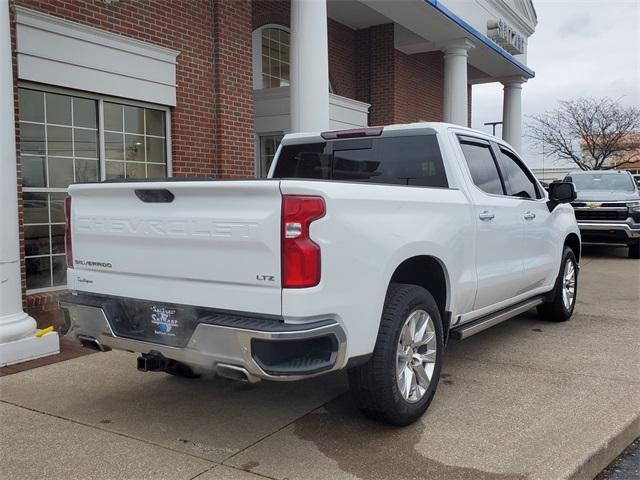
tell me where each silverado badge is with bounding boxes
[587,202,601,208]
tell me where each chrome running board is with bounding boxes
[451,296,545,340]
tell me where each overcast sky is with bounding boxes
[471,0,640,169]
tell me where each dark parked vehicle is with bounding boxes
[565,170,640,259]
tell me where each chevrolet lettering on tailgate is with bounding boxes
[76,216,259,239]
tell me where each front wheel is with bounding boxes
[629,240,639,259]
[537,247,578,322]
[348,283,444,426]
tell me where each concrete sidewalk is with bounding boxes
[1,248,638,480]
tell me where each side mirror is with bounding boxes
[547,182,577,211]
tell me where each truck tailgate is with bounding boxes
[68,180,283,316]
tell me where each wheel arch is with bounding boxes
[564,232,581,262]
[388,255,451,336]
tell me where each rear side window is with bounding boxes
[496,148,541,199]
[271,143,331,179]
[273,135,448,188]
[458,139,504,195]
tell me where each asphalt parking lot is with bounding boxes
[1,246,638,480]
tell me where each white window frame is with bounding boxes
[252,24,290,90]
[19,82,173,294]
[255,132,284,178]
[20,82,173,180]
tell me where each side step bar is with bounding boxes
[451,296,545,340]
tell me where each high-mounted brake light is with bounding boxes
[64,196,73,268]
[320,126,383,140]
[281,195,325,288]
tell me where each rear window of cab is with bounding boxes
[272,135,448,188]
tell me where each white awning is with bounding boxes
[15,7,179,106]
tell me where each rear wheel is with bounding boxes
[348,283,444,426]
[537,247,578,322]
[629,240,640,259]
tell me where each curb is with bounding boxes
[566,413,640,480]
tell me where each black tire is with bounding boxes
[165,361,201,379]
[537,246,578,322]
[629,241,640,259]
[348,283,444,426]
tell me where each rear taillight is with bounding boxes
[64,196,73,268]
[281,195,325,288]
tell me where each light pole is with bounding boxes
[542,142,545,182]
[484,121,503,137]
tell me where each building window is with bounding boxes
[258,134,284,177]
[22,192,68,291]
[18,87,170,292]
[253,25,290,89]
[103,102,167,179]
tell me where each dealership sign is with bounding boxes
[487,19,525,55]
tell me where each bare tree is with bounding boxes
[526,97,640,170]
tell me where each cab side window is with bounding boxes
[497,148,541,199]
[458,138,505,195]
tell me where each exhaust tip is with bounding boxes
[216,364,260,383]
[77,335,107,352]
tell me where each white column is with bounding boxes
[441,39,474,126]
[290,0,330,133]
[0,1,58,366]
[501,77,526,153]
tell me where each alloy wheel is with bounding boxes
[396,309,437,403]
[562,259,576,311]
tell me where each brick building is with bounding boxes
[610,133,640,174]
[1,0,537,344]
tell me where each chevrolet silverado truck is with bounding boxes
[565,170,640,259]
[60,123,580,425]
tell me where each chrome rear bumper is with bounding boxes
[60,293,347,382]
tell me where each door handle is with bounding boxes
[479,211,495,221]
[523,211,536,221]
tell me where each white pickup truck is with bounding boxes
[60,122,580,425]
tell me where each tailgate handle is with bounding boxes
[135,189,175,203]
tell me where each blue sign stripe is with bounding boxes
[424,0,535,78]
